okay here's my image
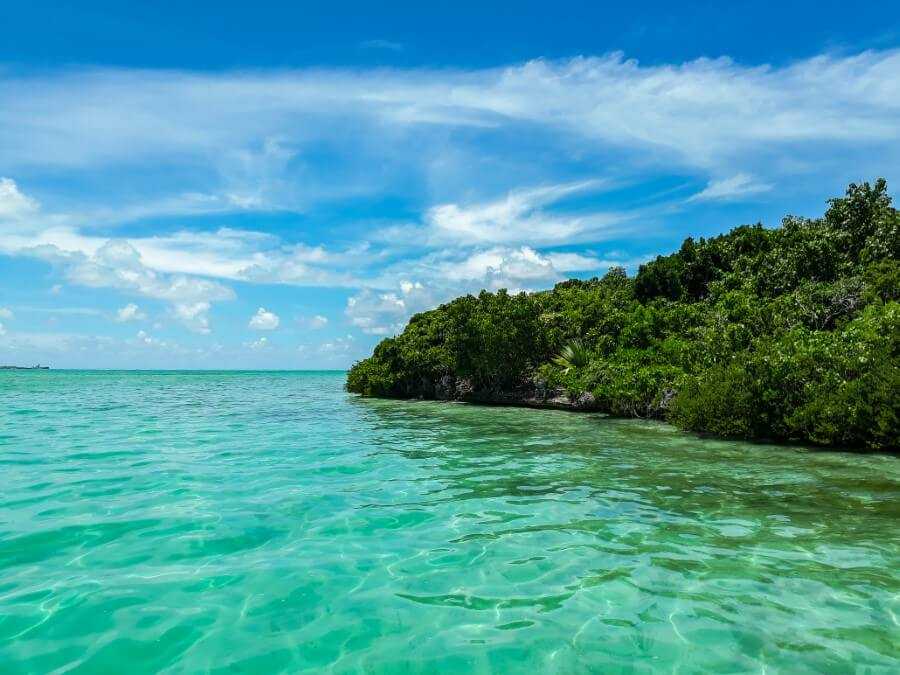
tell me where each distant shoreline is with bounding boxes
[0,368,346,372]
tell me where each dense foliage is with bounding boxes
[348,180,899,450]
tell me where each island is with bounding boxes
[348,179,899,451]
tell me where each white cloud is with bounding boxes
[238,245,360,287]
[297,314,329,330]
[346,291,410,335]
[688,173,773,202]
[0,307,12,319]
[65,241,233,331]
[134,329,176,349]
[172,302,213,334]
[1,51,898,182]
[346,244,647,336]
[12,305,103,317]
[422,180,620,245]
[0,328,277,367]
[0,177,39,221]
[379,245,608,289]
[319,334,355,354]
[115,303,146,322]
[0,176,628,303]
[0,329,116,354]
[2,50,900,359]
[0,214,362,290]
[248,307,280,330]
[302,314,328,329]
[0,322,5,336]
[128,227,278,278]
[248,336,268,350]
[546,252,610,271]
[1,181,622,298]
[0,184,235,333]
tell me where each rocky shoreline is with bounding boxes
[376,373,682,419]
[391,374,602,412]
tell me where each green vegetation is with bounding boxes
[348,180,899,450]
[552,339,591,374]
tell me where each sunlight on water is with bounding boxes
[1,371,898,672]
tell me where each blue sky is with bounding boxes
[1,1,898,368]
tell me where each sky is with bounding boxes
[1,1,899,369]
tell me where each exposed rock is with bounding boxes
[572,391,598,410]
[434,375,456,400]
[396,375,610,413]
[656,387,677,412]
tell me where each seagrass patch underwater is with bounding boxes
[1,370,898,672]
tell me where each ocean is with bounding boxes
[1,370,897,672]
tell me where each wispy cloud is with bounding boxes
[298,314,329,330]
[688,173,773,202]
[1,50,898,218]
[421,180,620,245]
[10,305,104,317]
[115,303,147,322]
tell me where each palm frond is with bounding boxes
[552,339,591,374]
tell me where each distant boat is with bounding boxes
[0,364,50,370]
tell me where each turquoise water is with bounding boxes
[1,371,898,673]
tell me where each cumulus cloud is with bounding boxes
[173,302,213,334]
[546,251,614,271]
[0,307,12,319]
[0,182,235,333]
[248,336,269,350]
[66,241,233,332]
[115,303,146,322]
[378,245,618,290]
[134,329,177,349]
[248,307,280,330]
[347,244,648,336]
[0,177,39,221]
[346,290,410,335]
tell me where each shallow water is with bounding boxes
[0,370,898,673]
